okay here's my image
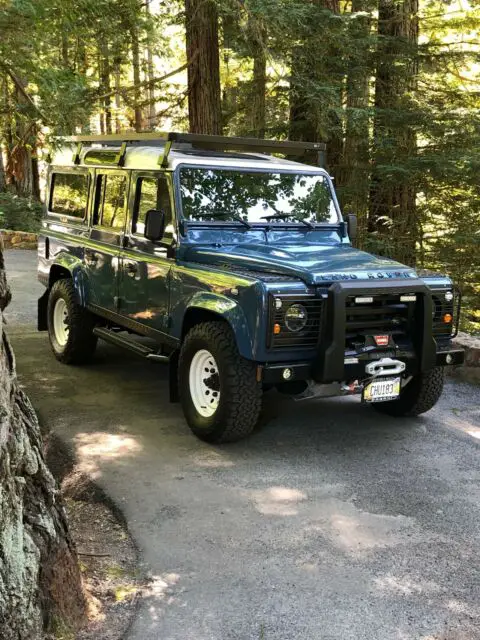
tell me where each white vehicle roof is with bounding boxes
[49,133,329,175]
[50,144,328,175]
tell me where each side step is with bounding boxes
[93,327,169,363]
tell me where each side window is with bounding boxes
[50,173,88,219]
[94,174,127,231]
[133,175,172,236]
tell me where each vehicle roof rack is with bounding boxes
[59,132,327,168]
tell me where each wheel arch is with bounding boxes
[48,253,89,306]
[181,294,254,360]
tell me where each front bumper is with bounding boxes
[261,346,465,385]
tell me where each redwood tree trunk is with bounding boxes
[245,18,266,138]
[185,0,222,134]
[145,0,157,128]
[0,249,86,638]
[369,0,419,265]
[131,25,143,132]
[341,0,372,241]
[0,146,6,192]
[288,0,343,175]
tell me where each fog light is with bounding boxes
[443,313,453,324]
[446,354,453,364]
[282,368,293,380]
[355,296,373,304]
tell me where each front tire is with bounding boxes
[178,322,262,443]
[372,367,445,417]
[47,279,97,364]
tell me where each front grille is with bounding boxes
[432,287,461,339]
[269,296,323,349]
[345,293,415,347]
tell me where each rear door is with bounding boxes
[85,169,129,313]
[117,171,174,335]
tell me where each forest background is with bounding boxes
[0,0,478,330]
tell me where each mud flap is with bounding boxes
[38,289,49,331]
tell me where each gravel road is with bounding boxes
[4,249,480,640]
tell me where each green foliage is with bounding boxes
[0,193,43,232]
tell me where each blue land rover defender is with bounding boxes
[38,133,464,442]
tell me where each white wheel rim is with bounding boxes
[189,349,220,418]
[53,298,69,347]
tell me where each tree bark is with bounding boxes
[185,0,222,134]
[369,0,419,265]
[246,19,266,138]
[0,145,6,192]
[99,40,113,135]
[11,85,35,198]
[131,25,143,132]
[288,0,343,175]
[0,249,86,638]
[341,0,372,241]
[145,0,157,128]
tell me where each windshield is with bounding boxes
[179,167,339,224]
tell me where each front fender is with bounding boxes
[49,252,89,306]
[184,291,254,359]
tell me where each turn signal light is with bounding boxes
[273,323,281,335]
[443,313,453,324]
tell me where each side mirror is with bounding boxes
[346,213,357,243]
[144,209,165,242]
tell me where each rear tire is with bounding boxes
[47,279,97,364]
[372,367,445,417]
[178,321,262,443]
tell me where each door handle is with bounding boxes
[84,250,98,266]
[126,262,138,277]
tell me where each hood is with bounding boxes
[182,241,417,284]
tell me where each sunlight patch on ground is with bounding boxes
[191,449,235,468]
[251,486,307,516]
[373,573,440,596]
[300,498,430,553]
[445,406,480,440]
[146,573,181,621]
[74,431,143,477]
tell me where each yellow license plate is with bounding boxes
[363,377,401,403]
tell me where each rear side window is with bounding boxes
[50,173,88,219]
[94,174,127,230]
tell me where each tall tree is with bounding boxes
[340,0,372,239]
[288,0,344,174]
[369,0,419,264]
[185,0,222,134]
[0,250,86,638]
[145,0,157,128]
[246,17,267,138]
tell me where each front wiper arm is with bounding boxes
[260,213,314,229]
[199,212,251,229]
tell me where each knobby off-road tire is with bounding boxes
[47,278,97,364]
[178,321,262,443]
[372,367,445,417]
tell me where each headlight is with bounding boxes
[284,304,308,332]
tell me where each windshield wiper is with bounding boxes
[198,212,251,229]
[260,213,314,229]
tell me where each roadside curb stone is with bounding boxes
[450,331,480,385]
[1,229,38,250]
